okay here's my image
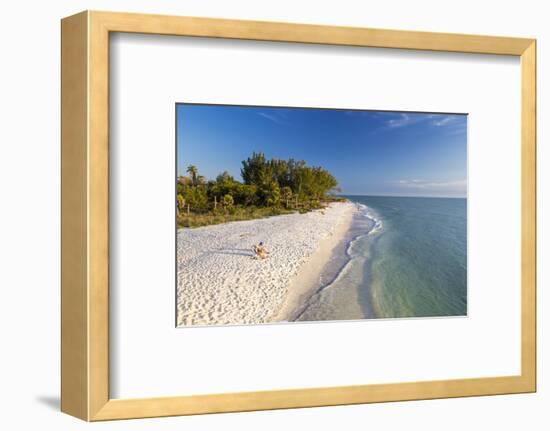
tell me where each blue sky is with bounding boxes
[176,104,467,197]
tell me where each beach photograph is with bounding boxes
[176,104,467,327]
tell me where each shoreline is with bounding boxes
[271,205,356,322]
[176,201,356,326]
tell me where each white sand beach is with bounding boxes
[177,201,356,326]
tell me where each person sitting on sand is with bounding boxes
[252,241,269,259]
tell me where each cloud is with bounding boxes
[383,112,447,129]
[344,111,467,137]
[345,110,382,118]
[382,112,467,131]
[385,113,422,129]
[343,111,466,132]
[345,111,419,128]
[429,114,468,133]
[431,116,454,126]
[257,112,288,125]
[398,179,424,184]
[430,115,465,127]
[447,126,467,135]
[394,178,467,195]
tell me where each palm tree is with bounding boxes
[186,165,198,185]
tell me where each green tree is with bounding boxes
[216,171,235,183]
[186,165,198,185]
[222,194,234,208]
[186,165,206,186]
[261,181,281,207]
[241,152,268,186]
[234,184,258,206]
[269,158,290,187]
[210,171,238,202]
[176,194,185,213]
[183,186,208,212]
[281,186,293,208]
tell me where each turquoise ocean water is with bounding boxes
[296,196,467,321]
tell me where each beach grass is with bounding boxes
[177,206,295,228]
[177,197,348,228]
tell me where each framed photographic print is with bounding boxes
[61,11,536,421]
[175,104,468,326]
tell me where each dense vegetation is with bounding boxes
[177,152,343,228]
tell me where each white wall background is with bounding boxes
[0,0,546,429]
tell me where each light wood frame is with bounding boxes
[61,10,537,421]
